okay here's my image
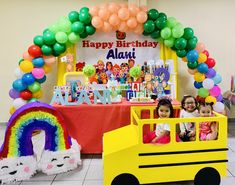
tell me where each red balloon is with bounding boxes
[196,95,205,103]
[28,45,42,58]
[20,90,33,100]
[202,50,209,57]
[205,58,216,68]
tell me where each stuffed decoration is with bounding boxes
[0,102,81,184]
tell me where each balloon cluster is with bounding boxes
[90,2,147,34]
[9,7,96,114]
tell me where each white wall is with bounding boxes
[0,0,234,122]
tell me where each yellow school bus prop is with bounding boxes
[103,106,227,185]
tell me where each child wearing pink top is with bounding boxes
[198,102,218,141]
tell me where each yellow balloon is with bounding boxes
[19,60,34,73]
[205,96,217,105]
[9,106,16,115]
[194,72,205,82]
[33,90,43,98]
[43,64,52,74]
[198,53,207,63]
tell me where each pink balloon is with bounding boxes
[118,8,130,21]
[209,86,221,97]
[23,51,33,61]
[140,5,148,12]
[128,4,139,16]
[103,22,113,33]
[136,11,148,23]
[108,2,119,13]
[89,6,99,16]
[98,8,110,21]
[109,14,120,26]
[43,55,56,66]
[32,68,45,79]
[196,42,206,53]
[134,24,144,35]
[118,21,128,32]
[91,16,103,29]
[126,17,138,29]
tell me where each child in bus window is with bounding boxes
[143,99,180,144]
[199,102,218,141]
[179,95,199,141]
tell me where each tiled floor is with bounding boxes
[1,123,235,185]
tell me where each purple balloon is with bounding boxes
[9,88,20,99]
[205,68,216,78]
[216,94,223,102]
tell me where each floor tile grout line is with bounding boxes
[82,154,94,185]
[50,174,57,185]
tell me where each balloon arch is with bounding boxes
[9,2,224,114]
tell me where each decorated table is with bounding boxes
[53,99,180,154]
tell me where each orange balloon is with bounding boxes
[120,2,128,8]
[134,23,144,35]
[109,14,120,26]
[103,22,113,32]
[98,8,110,21]
[182,57,188,62]
[118,8,130,21]
[89,6,99,16]
[91,16,103,29]
[128,4,139,16]
[99,3,108,10]
[136,11,147,23]
[108,2,119,13]
[118,21,128,32]
[195,42,205,53]
[43,64,52,73]
[140,5,147,12]
[127,17,138,29]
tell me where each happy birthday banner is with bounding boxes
[76,32,160,65]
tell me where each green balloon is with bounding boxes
[28,98,38,103]
[83,64,95,77]
[148,9,159,20]
[166,17,177,28]
[41,45,53,55]
[150,30,160,39]
[158,12,167,20]
[176,49,187,57]
[164,37,175,48]
[187,61,198,69]
[143,31,151,36]
[68,32,80,44]
[33,35,44,47]
[28,82,41,93]
[157,37,164,43]
[183,27,194,40]
[49,23,60,34]
[172,24,184,38]
[187,36,197,50]
[79,12,91,24]
[80,7,89,13]
[53,43,66,55]
[68,11,80,23]
[43,28,50,34]
[72,21,85,34]
[198,88,209,98]
[19,58,24,65]
[86,25,96,35]
[160,27,171,39]
[58,17,72,33]
[80,31,88,39]
[144,20,155,33]
[155,17,167,29]
[43,31,56,45]
[174,38,187,50]
[55,32,68,44]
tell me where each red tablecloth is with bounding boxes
[53,99,180,154]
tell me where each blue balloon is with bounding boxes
[12,79,27,92]
[194,81,203,89]
[36,75,47,83]
[32,57,45,67]
[212,74,222,84]
[186,50,199,62]
[22,73,35,85]
[197,63,208,74]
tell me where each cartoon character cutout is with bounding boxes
[105,61,113,79]
[76,61,85,72]
[112,64,120,79]
[0,156,37,183]
[96,60,105,74]
[38,139,81,175]
[66,53,74,72]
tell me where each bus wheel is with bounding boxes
[111,173,139,185]
[194,167,221,185]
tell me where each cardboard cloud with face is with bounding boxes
[0,102,81,183]
[38,139,81,175]
[0,156,37,183]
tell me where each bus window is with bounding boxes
[177,122,196,142]
[199,121,218,141]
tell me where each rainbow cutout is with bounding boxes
[0,102,71,159]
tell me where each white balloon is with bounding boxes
[213,102,225,113]
[202,78,214,90]
[13,98,27,110]
[14,67,24,79]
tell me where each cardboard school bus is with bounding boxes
[103,106,227,185]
